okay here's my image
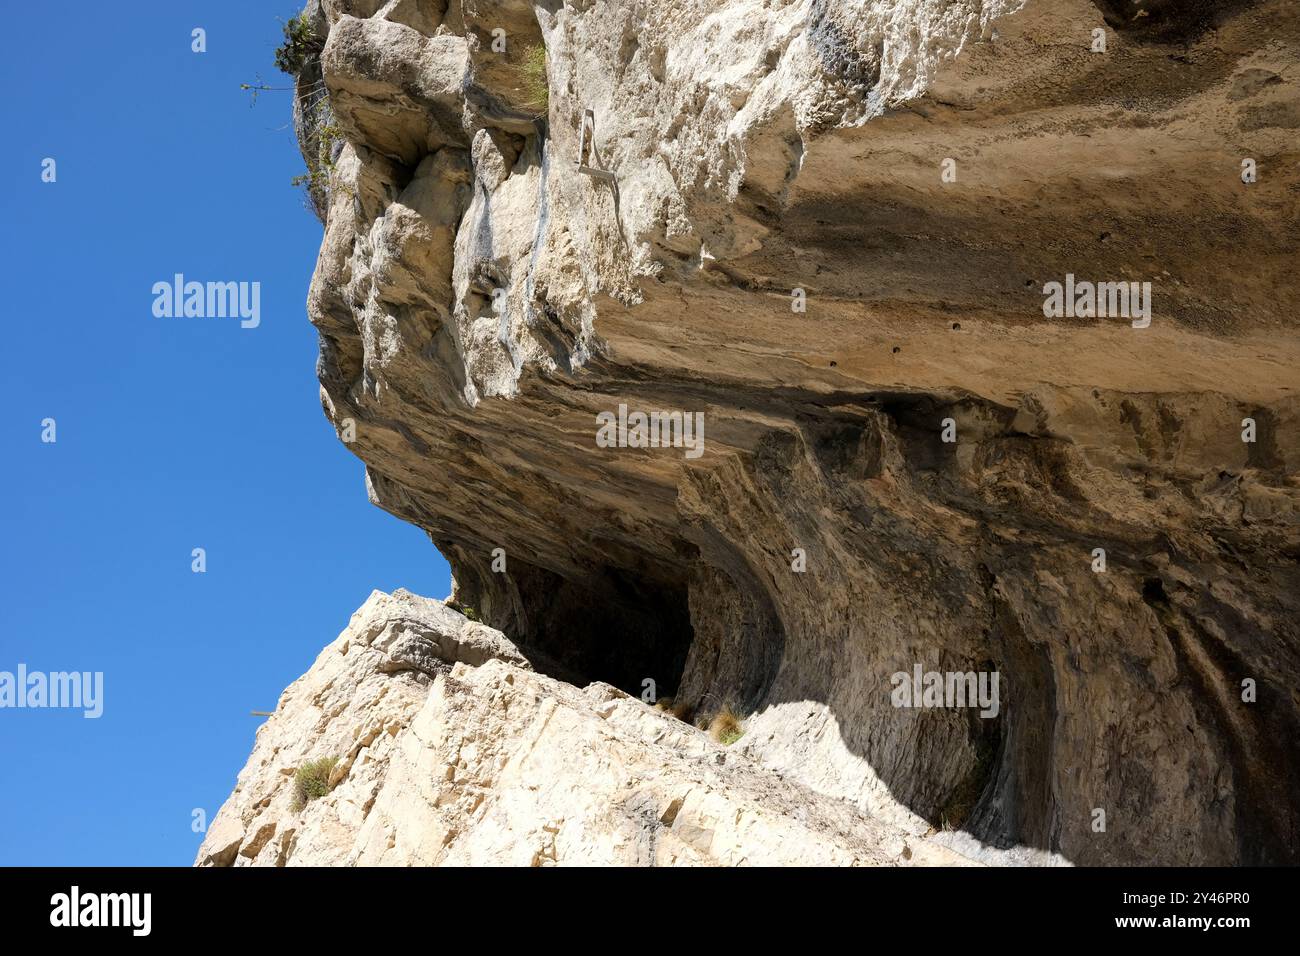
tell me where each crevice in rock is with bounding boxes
[1142,575,1300,864]
[1092,0,1261,42]
[962,569,1056,851]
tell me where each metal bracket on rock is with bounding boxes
[575,109,616,182]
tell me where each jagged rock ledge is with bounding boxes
[197,589,980,866]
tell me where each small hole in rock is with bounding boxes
[1142,578,1167,604]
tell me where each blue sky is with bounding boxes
[0,3,451,864]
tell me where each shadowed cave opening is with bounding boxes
[446,551,696,699]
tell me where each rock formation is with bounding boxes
[198,589,977,865]
[209,0,1300,865]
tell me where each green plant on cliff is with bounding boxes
[237,13,336,220]
[293,756,339,810]
[447,600,480,622]
[291,120,344,205]
[516,43,549,115]
[275,13,321,76]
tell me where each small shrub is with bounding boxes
[293,756,339,810]
[292,120,344,212]
[452,600,483,624]
[275,13,321,76]
[708,704,745,746]
[311,122,343,176]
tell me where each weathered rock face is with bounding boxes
[281,0,1298,865]
[198,589,977,865]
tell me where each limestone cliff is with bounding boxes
[209,0,1299,865]
[198,589,977,865]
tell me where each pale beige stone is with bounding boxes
[198,590,977,867]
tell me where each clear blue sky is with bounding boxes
[0,3,451,864]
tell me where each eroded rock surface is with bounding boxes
[253,0,1299,864]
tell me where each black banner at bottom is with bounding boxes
[0,865,1280,941]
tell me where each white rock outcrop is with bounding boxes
[197,589,977,866]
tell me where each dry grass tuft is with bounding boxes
[708,704,745,745]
